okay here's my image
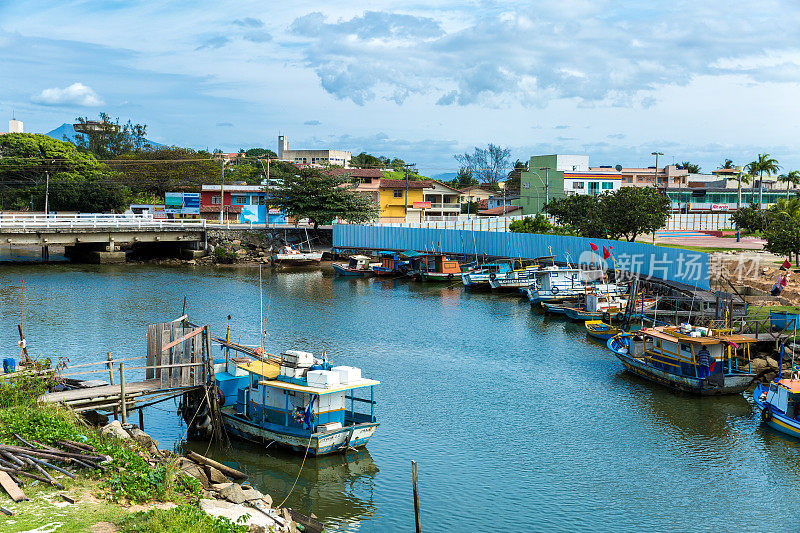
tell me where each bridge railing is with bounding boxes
[0,213,207,230]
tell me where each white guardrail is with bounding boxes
[0,213,207,230]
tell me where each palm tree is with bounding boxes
[720,159,734,169]
[778,170,800,198]
[747,153,781,206]
[679,161,701,173]
[726,166,751,210]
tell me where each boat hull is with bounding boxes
[753,384,800,439]
[585,322,620,340]
[608,337,755,395]
[420,272,459,282]
[221,409,379,456]
[332,263,372,276]
[274,252,323,264]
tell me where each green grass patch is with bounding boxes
[120,505,249,533]
[644,242,743,253]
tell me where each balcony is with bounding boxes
[427,202,461,210]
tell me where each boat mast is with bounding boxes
[259,264,264,349]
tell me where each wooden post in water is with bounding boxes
[119,363,127,424]
[412,460,421,533]
[106,353,114,385]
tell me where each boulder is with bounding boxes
[81,410,109,426]
[767,356,780,371]
[219,482,247,504]
[750,358,770,374]
[205,465,229,484]
[181,462,210,489]
[240,487,263,502]
[231,239,241,247]
[100,420,130,440]
[262,493,272,508]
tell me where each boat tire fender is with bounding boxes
[489,272,496,281]
[762,404,773,423]
[615,312,623,321]
[602,311,611,322]
[551,286,559,295]
[448,274,453,280]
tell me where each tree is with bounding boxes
[747,153,780,206]
[763,211,800,266]
[730,203,772,233]
[454,144,511,185]
[720,159,734,169]
[725,166,751,210]
[244,148,277,159]
[505,160,528,195]
[778,170,800,198]
[71,113,150,158]
[603,187,671,241]
[544,194,607,238]
[679,161,701,173]
[270,167,378,229]
[448,169,478,189]
[0,133,125,212]
[109,147,220,195]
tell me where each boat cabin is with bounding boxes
[422,254,461,275]
[763,379,800,419]
[348,255,371,271]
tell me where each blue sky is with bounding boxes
[2,0,800,176]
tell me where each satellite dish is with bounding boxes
[615,164,622,172]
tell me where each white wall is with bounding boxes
[555,155,589,172]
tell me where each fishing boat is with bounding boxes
[273,244,324,265]
[332,255,374,276]
[488,257,555,290]
[584,320,621,340]
[371,251,407,277]
[540,300,577,315]
[563,294,660,321]
[754,375,800,439]
[522,267,626,304]
[419,253,462,282]
[607,324,757,395]
[461,261,513,288]
[212,350,380,455]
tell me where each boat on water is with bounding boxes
[333,255,375,276]
[754,376,800,439]
[371,251,407,277]
[273,244,324,265]
[563,294,660,321]
[213,350,380,455]
[607,324,757,395]
[522,267,625,304]
[541,300,577,315]
[584,320,621,340]
[487,257,555,290]
[461,261,513,288]
[419,253,462,282]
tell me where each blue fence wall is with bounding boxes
[333,225,710,290]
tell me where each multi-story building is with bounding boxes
[349,173,433,223]
[277,135,351,167]
[1,118,23,135]
[200,184,287,224]
[598,165,689,187]
[422,180,462,220]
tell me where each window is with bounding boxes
[572,182,584,189]
[257,196,267,205]
[394,189,403,198]
[212,195,221,205]
[233,196,247,205]
[602,182,613,190]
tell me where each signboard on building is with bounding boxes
[268,208,282,215]
[164,192,200,215]
[711,204,729,212]
[153,206,167,219]
[413,201,432,209]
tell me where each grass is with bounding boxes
[120,506,249,533]
[648,242,743,253]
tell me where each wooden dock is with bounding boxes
[40,380,199,412]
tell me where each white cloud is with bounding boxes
[32,82,103,107]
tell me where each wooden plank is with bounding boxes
[180,336,191,387]
[0,470,27,502]
[160,326,205,352]
[146,324,156,380]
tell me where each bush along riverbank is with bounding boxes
[0,376,310,532]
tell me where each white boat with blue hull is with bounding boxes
[522,267,624,303]
[212,350,380,456]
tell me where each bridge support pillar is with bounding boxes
[41,245,49,262]
[65,244,126,264]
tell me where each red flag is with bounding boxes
[602,246,611,260]
[782,259,791,269]
[589,242,598,251]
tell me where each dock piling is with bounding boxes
[119,363,127,424]
[412,460,421,533]
[106,353,114,385]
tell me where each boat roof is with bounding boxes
[349,255,371,260]
[237,360,279,379]
[401,250,426,258]
[378,250,397,255]
[777,379,800,393]
[643,326,756,345]
[259,378,381,395]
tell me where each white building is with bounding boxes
[277,135,351,167]
[563,170,623,195]
[8,119,22,133]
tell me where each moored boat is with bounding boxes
[607,325,757,395]
[371,251,407,277]
[584,320,620,340]
[273,244,324,265]
[214,350,380,455]
[754,377,800,439]
[461,261,513,288]
[333,255,374,276]
[419,253,462,282]
[488,256,554,290]
[522,267,626,304]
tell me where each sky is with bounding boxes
[2,0,800,176]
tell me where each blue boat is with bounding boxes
[606,325,757,395]
[371,251,407,276]
[461,261,513,288]
[522,267,626,304]
[212,350,380,456]
[754,378,800,439]
[332,255,374,276]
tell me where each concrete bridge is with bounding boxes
[0,213,207,262]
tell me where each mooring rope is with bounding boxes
[277,433,313,509]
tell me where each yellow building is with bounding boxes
[351,176,433,223]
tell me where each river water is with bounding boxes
[1,261,800,532]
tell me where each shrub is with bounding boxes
[213,246,237,264]
[120,505,249,533]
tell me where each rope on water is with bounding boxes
[277,433,313,509]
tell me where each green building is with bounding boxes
[519,155,566,214]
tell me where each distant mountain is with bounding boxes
[432,172,457,182]
[45,123,163,148]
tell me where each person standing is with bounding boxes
[771,270,789,297]
[697,346,711,379]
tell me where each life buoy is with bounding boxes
[551,286,559,295]
[489,272,497,281]
[602,311,611,322]
[762,404,773,423]
[448,273,453,280]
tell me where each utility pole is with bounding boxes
[651,151,663,190]
[44,169,50,215]
[403,163,416,221]
[259,158,270,227]
[219,158,225,223]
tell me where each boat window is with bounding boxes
[680,343,690,352]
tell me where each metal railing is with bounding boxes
[0,213,207,231]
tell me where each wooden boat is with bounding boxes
[522,267,626,303]
[540,300,576,315]
[584,320,620,340]
[461,261,513,288]
[564,294,660,321]
[606,325,757,395]
[273,244,323,265]
[215,350,380,456]
[371,251,407,277]
[419,253,462,282]
[754,377,800,439]
[488,256,555,290]
[332,255,374,276]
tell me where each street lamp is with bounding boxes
[651,152,663,189]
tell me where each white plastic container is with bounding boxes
[317,422,343,432]
[279,365,307,379]
[306,369,341,389]
[282,350,314,367]
[332,366,362,384]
